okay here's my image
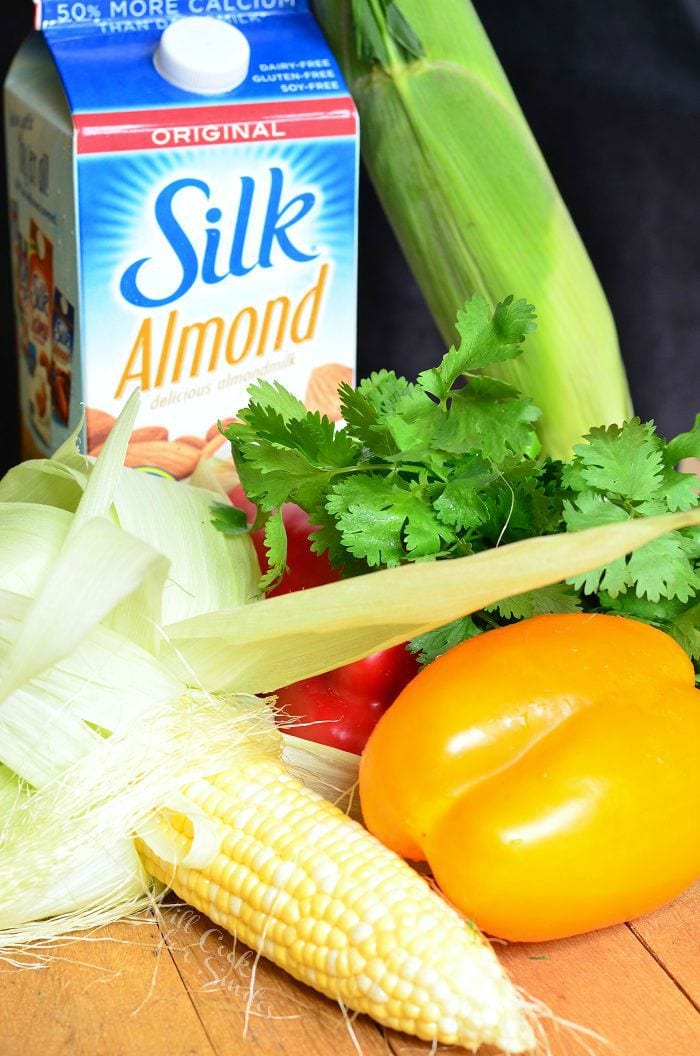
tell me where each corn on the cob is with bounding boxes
[138,754,534,1053]
[311,0,633,459]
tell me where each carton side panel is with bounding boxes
[4,36,81,460]
[5,34,73,135]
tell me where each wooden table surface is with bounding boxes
[1,882,697,1056]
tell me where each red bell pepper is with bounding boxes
[276,644,419,756]
[228,485,417,753]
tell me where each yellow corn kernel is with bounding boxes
[138,756,533,1053]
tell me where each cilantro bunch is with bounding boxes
[218,295,700,668]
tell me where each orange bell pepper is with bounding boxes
[359,614,700,941]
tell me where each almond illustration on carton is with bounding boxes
[86,413,236,479]
[86,407,117,452]
[175,434,207,449]
[123,440,201,479]
[305,363,353,422]
[200,433,227,461]
[130,425,169,444]
[89,439,201,479]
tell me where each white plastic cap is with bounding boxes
[154,16,251,96]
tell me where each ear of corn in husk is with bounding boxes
[311,0,633,459]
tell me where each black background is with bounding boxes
[0,1,698,476]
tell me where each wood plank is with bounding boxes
[495,922,700,1056]
[0,918,216,1056]
[158,900,390,1056]
[1,898,698,1056]
[157,895,699,1056]
[628,882,699,1008]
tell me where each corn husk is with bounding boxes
[312,0,633,458]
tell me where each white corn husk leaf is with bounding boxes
[0,517,168,703]
[161,510,700,695]
[110,466,258,623]
[0,403,263,945]
[0,689,279,943]
[0,591,184,785]
[0,507,177,938]
[282,734,362,820]
[0,766,26,824]
[0,396,259,627]
[67,389,140,532]
[0,503,71,597]
[0,453,87,511]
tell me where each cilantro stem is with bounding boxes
[329,462,449,486]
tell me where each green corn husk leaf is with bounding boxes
[312,0,633,458]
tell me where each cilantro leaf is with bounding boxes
[231,444,328,511]
[600,589,689,622]
[562,492,630,532]
[559,457,588,493]
[210,503,250,536]
[665,601,700,662]
[306,506,363,576]
[561,496,631,595]
[258,508,287,594]
[573,420,664,501]
[402,494,448,559]
[418,295,536,400]
[326,476,447,567]
[656,465,700,512]
[239,378,308,422]
[340,370,417,456]
[282,413,362,469]
[326,476,406,568]
[228,409,362,512]
[408,616,481,665]
[599,557,635,598]
[379,386,444,456]
[461,473,561,548]
[486,584,582,620]
[563,426,699,606]
[627,534,700,603]
[434,378,541,463]
[433,456,496,532]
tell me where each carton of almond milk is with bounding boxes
[5,1,359,476]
